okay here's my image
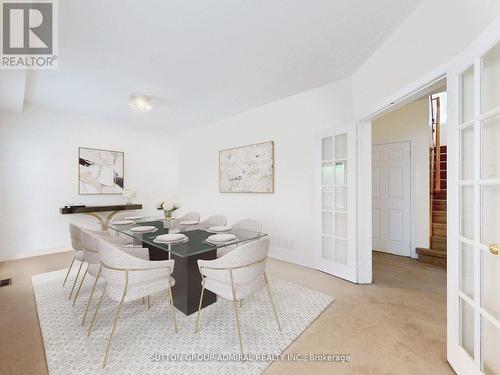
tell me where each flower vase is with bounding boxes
[164,211,173,221]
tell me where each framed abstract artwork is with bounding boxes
[78,147,124,195]
[219,141,274,193]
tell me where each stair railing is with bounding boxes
[429,95,442,241]
[433,96,441,193]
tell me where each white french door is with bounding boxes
[447,18,500,374]
[316,124,357,282]
[372,141,411,257]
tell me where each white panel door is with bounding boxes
[316,124,357,282]
[372,142,411,257]
[447,18,500,375]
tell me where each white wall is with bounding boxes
[0,104,178,260]
[372,97,431,251]
[177,78,353,267]
[2,2,499,268]
[352,0,500,118]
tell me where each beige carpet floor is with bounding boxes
[0,251,453,375]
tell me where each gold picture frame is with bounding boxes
[78,147,125,195]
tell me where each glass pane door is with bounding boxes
[455,41,500,374]
[317,125,357,282]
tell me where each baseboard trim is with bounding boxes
[1,246,314,267]
[0,247,71,263]
[268,247,315,269]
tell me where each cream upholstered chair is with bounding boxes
[65,224,115,299]
[233,218,262,233]
[75,228,150,326]
[66,224,140,301]
[71,228,101,307]
[217,218,262,257]
[109,210,144,230]
[64,224,86,296]
[200,214,227,227]
[175,211,200,222]
[88,239,177,368]
[105,211,144,244]
[195,237,280,354]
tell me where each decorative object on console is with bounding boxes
[78,147,124,195]
[157,200,180,221]
[122,189,136,204]
[219,141,274,193]
[64,203,86,208]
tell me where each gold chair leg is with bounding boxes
[142,297,145,305]
[82,267,101,326]
[232,298,243,355]
[147,295,151,310]
[102,288,127,368]
[88,284,107,337]
[168,278,178,333]
[72,267,88,306]
[63,257,75,287]
[69,261,84,300]
[264,273,281,331]
[194,278,206,333]
[230,270,243,355]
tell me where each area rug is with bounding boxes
[32,268,333,374]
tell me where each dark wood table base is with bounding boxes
[146,244,217,315]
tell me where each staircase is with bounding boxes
[417,145,447,267]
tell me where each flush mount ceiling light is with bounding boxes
[128,93,152,112]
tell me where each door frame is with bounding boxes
[372,139,416,258]
[357,71,447,285]
[356,14,500,374]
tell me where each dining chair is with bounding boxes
[217,218,262,257]
[75,229,150,327]
[106,211,144,243]
[195,237,280,355]
[233,218,262,233]
[64,224,86,297]
[175,211,200,222]
[87,239,177,368]
[200,214,227,227]
[65,224,112,297]
[65,224,135,299]
[71,229,101,307]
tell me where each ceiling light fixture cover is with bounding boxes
[128,93,152,112]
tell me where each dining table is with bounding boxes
[107,218,267,315]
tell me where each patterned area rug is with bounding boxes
[32,268,333,374]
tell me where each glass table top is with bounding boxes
[108,218,267,258]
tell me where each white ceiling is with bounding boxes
[19,0,422,132]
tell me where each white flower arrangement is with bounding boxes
[122,189,136,203]
[157,200,180,215]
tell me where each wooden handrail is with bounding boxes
[434,97,441,193]
[429,95,442,243]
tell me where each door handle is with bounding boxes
[489,244,499,255]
